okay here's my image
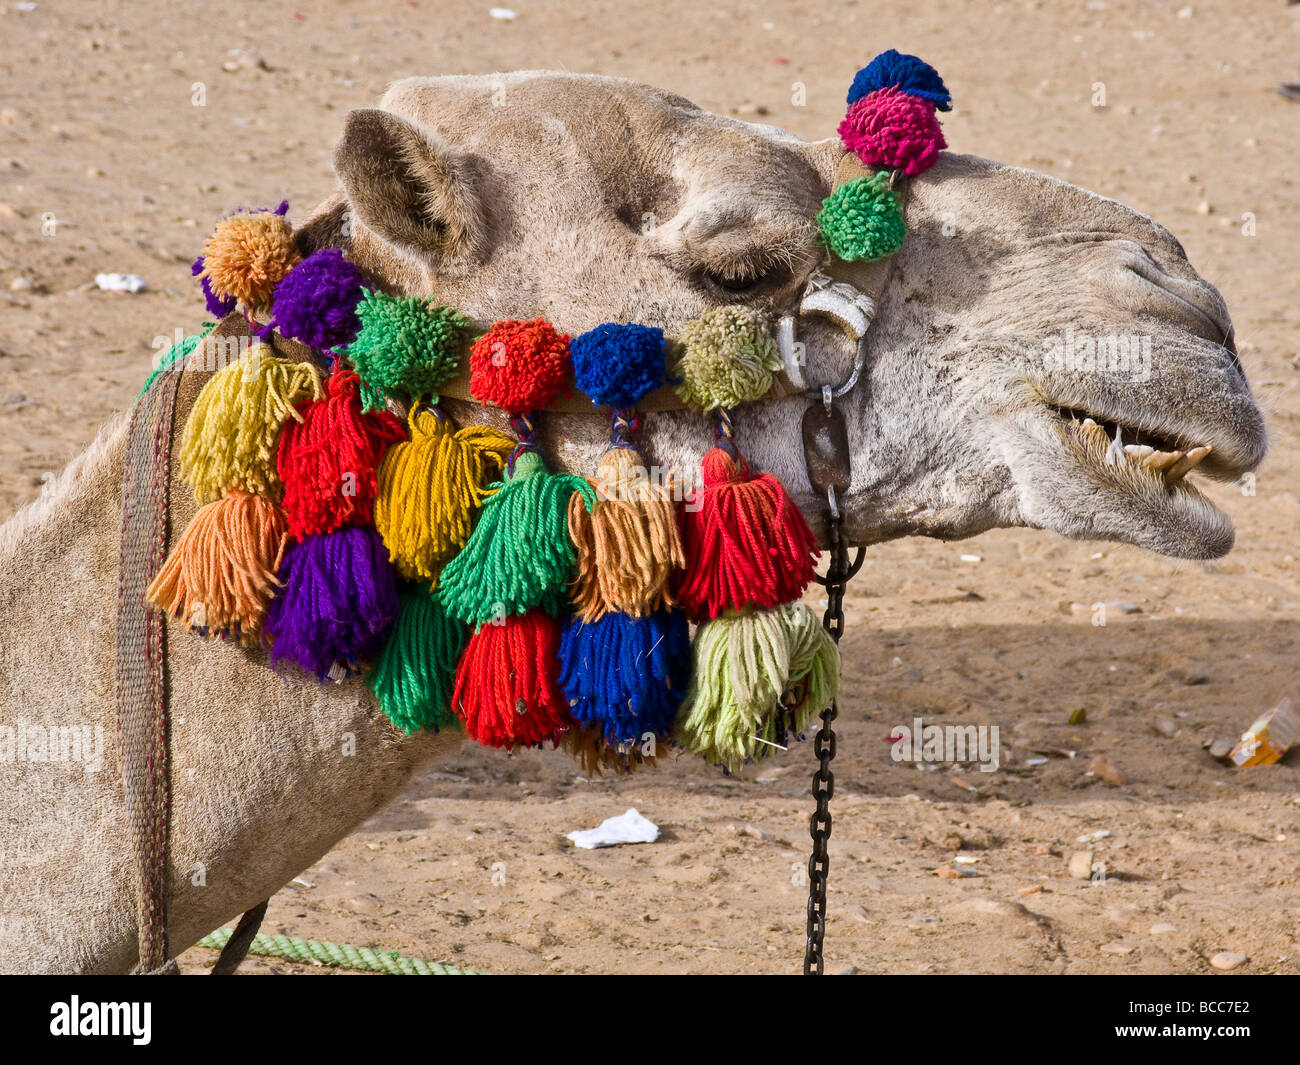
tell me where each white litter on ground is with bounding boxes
[566,807,659,849]
[489,8,518,20]
[95,273,147,293]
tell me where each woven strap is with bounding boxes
[115,354,183,973]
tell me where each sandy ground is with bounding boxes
[2,0,1298,975]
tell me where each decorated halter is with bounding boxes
[147,51,950,775]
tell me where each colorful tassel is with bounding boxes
[559,609,690,745]
[368,585,466,734]
[817,171,907,264]
[847,48,951,111]
[373,408,514,582]
[146,489,288,644]
[265,525,399,678]
[675,445,818,621]
[191,256,237,319]
[195,205,299,312]
[567,445,683,620]
[672,306,781,412]
[342,290,475,410]
[675,604,840,771]
[469,319,570,414]
[276,370,406,540]
[437,451,596,626]
[839,86,946,177]
[180,348,323,503]
[451,611,576,749]
[266,248,367,351]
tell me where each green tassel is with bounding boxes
[437,451,596,627]
[675,603,840,771]
[369,585,466,734]
[138,323,216,398]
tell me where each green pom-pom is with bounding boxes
[672,306,781,412]
[369,585,466,734]
[437,451,597,627]
[675,603,840,771]
[816,173,906,263]
[343,290,475,410]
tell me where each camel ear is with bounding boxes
[333,108,483,265]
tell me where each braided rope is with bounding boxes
[196,928,481,975]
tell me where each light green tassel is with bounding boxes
[369,585,466,734]
[437,451,596,627]
[675,603,840,770]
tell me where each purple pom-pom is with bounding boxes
[266,526,399,678]
[266,248,367,351]
[192,255,237,318]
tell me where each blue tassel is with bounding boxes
[558,609,690,746]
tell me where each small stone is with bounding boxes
[964,898,1030,919]
[935,865,977,879]
[1089,755,1129,786]
[1196,201,1212,216]
[9,277,32,291]
[905,914,941,928]
[1018,884,1044,896]
[1183,670,1209,685]
[1209,951,1246,971]
[941,832,965,851]
[1149,923,1176,935]
[1152,717,1179,738]
[1068,851,1095,879]
[836,964,860,975]
[1208,739,1234,762]
[1100,941,1135,955]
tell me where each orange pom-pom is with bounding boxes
[197,209,300,312]
[469,318,569,414]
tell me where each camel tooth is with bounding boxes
[1105,425,1124,466]
[1144,450,1182,472]
[1124,444,1155,459]
[1080,418,1108,443]
[1165,445,1212,483]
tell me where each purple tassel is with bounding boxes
[266,248,366,351]
[192,255,237,318]
[266,526,399,678]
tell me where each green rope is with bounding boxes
[195,928,481,975]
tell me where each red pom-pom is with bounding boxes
[451,610,577,748]
[276,370,406,540]
[469,318,570,414]
[674,447,819,621]
[838,86,946,177]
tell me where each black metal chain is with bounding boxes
[803,488,864,975]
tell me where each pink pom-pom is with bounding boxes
[838,86,946,177]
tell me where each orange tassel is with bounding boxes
[146,490,288,644]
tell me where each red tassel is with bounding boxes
[277,370,405,540]
[451,610,577,749]
[675,446,819,621]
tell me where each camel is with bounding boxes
[0,71,1265,974]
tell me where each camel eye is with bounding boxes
[698,259,784,295]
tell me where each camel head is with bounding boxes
[300,70,1266,560]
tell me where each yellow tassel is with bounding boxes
[180,349,323,503]
[374,408,514,582]
[567,446,684,621]
[146,490,289,645]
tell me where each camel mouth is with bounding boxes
[1011,398,1258,560]
[1046,403,1219,485]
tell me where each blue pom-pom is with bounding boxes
[847,49,951,111]
[558,609,690,745]
[192,255,237,318]
[266,248,367,351]
[570,322,668,409]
